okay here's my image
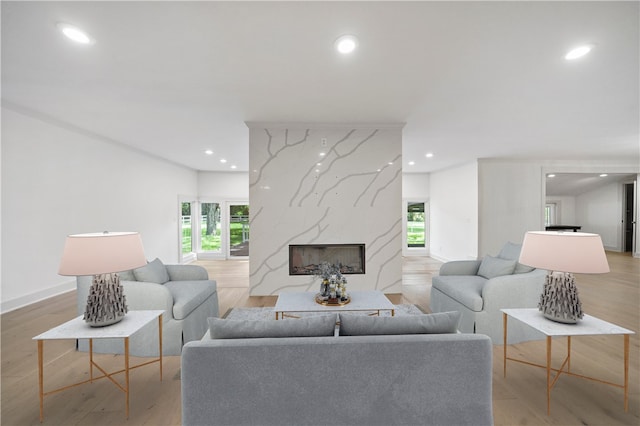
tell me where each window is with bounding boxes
[545,203,557,227]
[403,200,429,256]
[407,202,426,248]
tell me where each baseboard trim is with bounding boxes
[1,280,76,314]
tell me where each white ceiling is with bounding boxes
[2,1,638,173]
[546,173,636,196]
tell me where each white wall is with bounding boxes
[576,183,624,251]
[478,159,544,257]
[248,123,403,295]
[402,173,430,200]
[429,162,478,261]
[198,171,249,199]
[1,106,198,313]
[476,159,640,258]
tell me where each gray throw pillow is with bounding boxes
[497,242,535,273]
[514,262,535,274]
[497,241,522,261]
[133,258,170,284]
[477,255,516,279]
[117,269,136,281]
[338,311,461,336]
[207,315,337,339]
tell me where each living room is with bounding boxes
[2,1,639,425]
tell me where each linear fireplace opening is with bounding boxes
[289,244,365,275]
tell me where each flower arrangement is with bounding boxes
[314,261,342,281]
[315,262,349,305]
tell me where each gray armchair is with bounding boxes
[77,259,219,356]
[430,242,546,344]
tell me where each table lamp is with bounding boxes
[58,232,146,327]
[519,231,609,324]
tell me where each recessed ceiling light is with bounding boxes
[408,161,415,166]
[319,152,326,157]
[335,35,358,54]
[230,165,237,169]
[57,23,94,45]
[547,174,556,178]
[220,158,227,163]
[204,150,213,155]
[565,45,593,60]
[425,153,434,158]
[599,174,608,177]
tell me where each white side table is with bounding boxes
[32,310,164,422]
[502,308,634,415]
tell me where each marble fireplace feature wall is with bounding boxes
[248,123,403,295]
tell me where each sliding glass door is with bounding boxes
[228,203,249,258]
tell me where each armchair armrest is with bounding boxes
[481,269,547,309]
[166,264,209,281]
[438,260,482,276]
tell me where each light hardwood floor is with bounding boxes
[1,253,638,425]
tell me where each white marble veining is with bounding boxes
[33,310,163,340]
[248,123,403,295]
[502,308,635,336]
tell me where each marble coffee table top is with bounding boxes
[274,290,395,313]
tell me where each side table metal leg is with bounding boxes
[624,334,629,412]
[89,338,93,382]
[38,340,44,423]
[567,336,571,373]
[158,315,163,381]
[503,313,507,377]
[125,337,130,418]
[546,336,552,415]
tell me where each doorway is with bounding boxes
[227,203,249,258]
[623,182,636,253]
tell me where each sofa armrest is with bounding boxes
[481,268,547,309]
[76,276,174,320]
[166,264,209,281]
[439,260,482,276]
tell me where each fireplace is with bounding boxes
[289,244,365,275]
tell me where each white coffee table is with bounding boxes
[502,308,635,415]
[274,290,395,320]
[33,310,164,422]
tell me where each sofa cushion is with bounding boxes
[431,275,487,311]
[164,280,217,320]
[207,315,337,339]
[477,255,516,279]
[338,311,461,336]
[133,258,170,284]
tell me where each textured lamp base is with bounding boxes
[538,271,583,324]
[84,273,128,327]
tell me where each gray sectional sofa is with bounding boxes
[430,242,546,344]
[77,258,218,356]
[182,313,493,426]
